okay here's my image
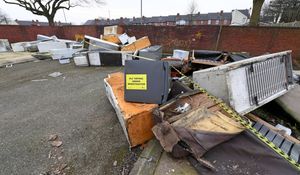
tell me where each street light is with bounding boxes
[141,0,143,24]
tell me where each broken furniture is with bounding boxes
[152,91,245,170]
[193,51,295,115]
[124,60,170,104]
[104,72,157,147]
[139,45,162,61]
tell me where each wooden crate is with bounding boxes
[104,72,157,147]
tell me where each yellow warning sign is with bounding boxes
[126,74,147,90]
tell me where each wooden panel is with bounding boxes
[105,72,157,147]
[102,34,121,44]
[121,36,151,51]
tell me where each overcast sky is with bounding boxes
[0,0,253,24]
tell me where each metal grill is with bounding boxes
[246,55,293,106]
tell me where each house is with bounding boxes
[15,19,71,26]
[83,9,250,26]
[231,9,251,25]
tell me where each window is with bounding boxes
[215,20,220,25]
[200,21,204,24]
[224,19,228,24]
[208,20,211,24]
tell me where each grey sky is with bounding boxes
[0,0,253,24]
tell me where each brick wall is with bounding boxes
[0,25,299,68]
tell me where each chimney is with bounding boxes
[176,13,180,20]
[95,18,100,25]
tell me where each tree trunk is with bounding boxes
[250,0,265,26]
[46,16,55,26]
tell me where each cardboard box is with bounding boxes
[121,36,151,52]
[104,72,157,147]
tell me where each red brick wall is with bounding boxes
[0,25,299,68]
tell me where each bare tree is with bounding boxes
[187,0,199,25]
[2,0,105,26]
[188,0,198,15]
[250,0,265,26]
[0,9,9,24]
[262,0,300,23]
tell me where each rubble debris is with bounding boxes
[58,58,70,64]
[174,103,191,113]
[84,35,119,51]
[121,36,151,52]
[51,140,63,147]
[48,134,58,141]
[48,72,63,78]
[104,72,158,147]
[31,79,48,82]
[113,160,118,167]
[31,52,52,60]
[0,39,11,52]
[152,91,245,170]
[193,51,295,115]
[172,49,189,61]
[275,124,292,135]
[37,34,58,41]
[124,60,170,104]
[139,45,162,61]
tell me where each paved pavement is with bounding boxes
[0,59,133,174]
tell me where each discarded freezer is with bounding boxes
[139,45,162,60]
[84,35,119,51]
[193,51,294,115]
[124,60,170,104]
[0,39,10,52]
[87,51,133,66]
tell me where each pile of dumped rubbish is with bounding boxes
[2,25,300,174]
[100,27,300,173]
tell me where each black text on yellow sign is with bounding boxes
[126,74,147,90]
